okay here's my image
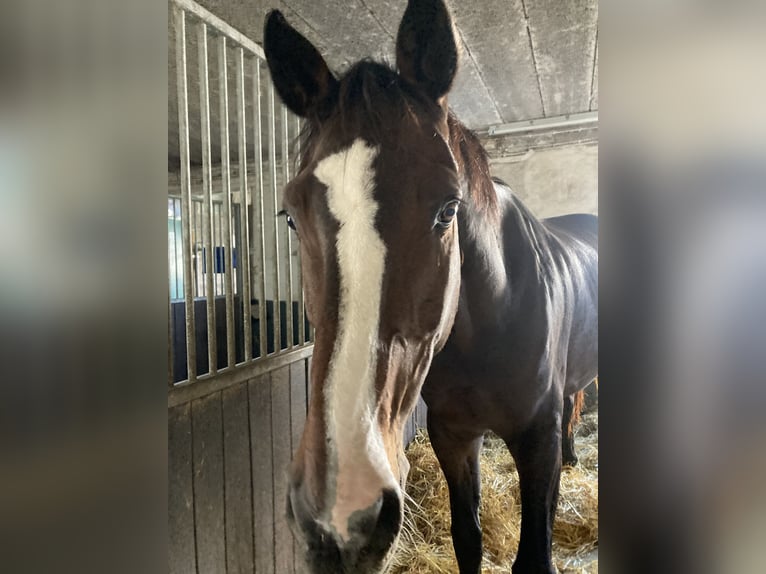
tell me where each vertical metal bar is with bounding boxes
[171,198,175,297]
[218,202,224,297]
[294,114,306,345]
[168,289,174,387]
[168,198,176,298]
[282,105,294,348]
[167,198,171,298]
[218,36,236,368]
[236,48,253,362]
[195,200,201,297]
[177,198,183,299]
[173,6,196,382]
[253,59,268,359]
[267,76,281,352]
[198,22,217,375]
[214,202,222,295]
[192,201,197,297]
[233,205,241,296]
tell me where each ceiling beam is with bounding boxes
[482,111,597,137]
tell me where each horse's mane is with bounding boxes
[297,60,498,219]
[446,111,498,219]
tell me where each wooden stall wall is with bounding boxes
[169,356,427,574]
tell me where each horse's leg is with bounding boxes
[506,409,562,574]
[561,390,584,467]
[428,412,484,574]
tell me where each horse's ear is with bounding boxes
[263,10,338,119]
[395,0,459,105]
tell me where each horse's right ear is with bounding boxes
[263,11,338,119]
[396,0,459,105]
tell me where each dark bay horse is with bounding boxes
[263,1,597,573]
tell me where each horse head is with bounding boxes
[264,0,463,571]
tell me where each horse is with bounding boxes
[263,1,598,572]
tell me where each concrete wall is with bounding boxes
[488,142,598,219]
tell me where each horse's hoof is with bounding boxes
[562,457,578,468]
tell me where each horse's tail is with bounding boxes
[568,389,586,436]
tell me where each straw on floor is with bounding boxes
[391,411,598,574]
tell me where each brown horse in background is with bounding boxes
[263,1,597,572]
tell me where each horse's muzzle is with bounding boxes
[287,486,402,573]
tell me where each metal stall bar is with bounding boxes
[267,77,281,353]
[178,198,185,299]
[282,105,294,348]
[215,202,223,296]
[218,36,236,368]
[253,59,268,358]
[173,0,266,60]
[198,22,217,375]
[236,47,253,362]
[194,201,201,296]
[294,115,306,345]
[173,6,196,382]
[169,198,178,299]
[168,289,174,387]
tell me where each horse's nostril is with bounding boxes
[363,489,402,557]
[288,483,320,538]
[345,488,402,543]
[376,489,402,535]
[290,489,402,573]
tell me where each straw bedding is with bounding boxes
[391,411,598,573]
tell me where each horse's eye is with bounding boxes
[281,211,297,231]
[436,200,459,229]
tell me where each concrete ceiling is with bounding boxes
[169,0,598,167]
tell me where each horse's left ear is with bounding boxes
[263,10,338,120]
[395,0,459,105]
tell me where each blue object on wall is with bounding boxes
[202,246,238,273]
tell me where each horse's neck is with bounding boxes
[458,204,508,308]
[454,185,547,343]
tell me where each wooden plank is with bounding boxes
[289,361,308,573]
[169,404,196,574]
[222,383,254,574]
[289,361,307,456]
[169,344,314,408]
[271,365,294,573]
[249,373,275,574]
[192,393,226,574]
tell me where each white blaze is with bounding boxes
[313,139,397,541]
